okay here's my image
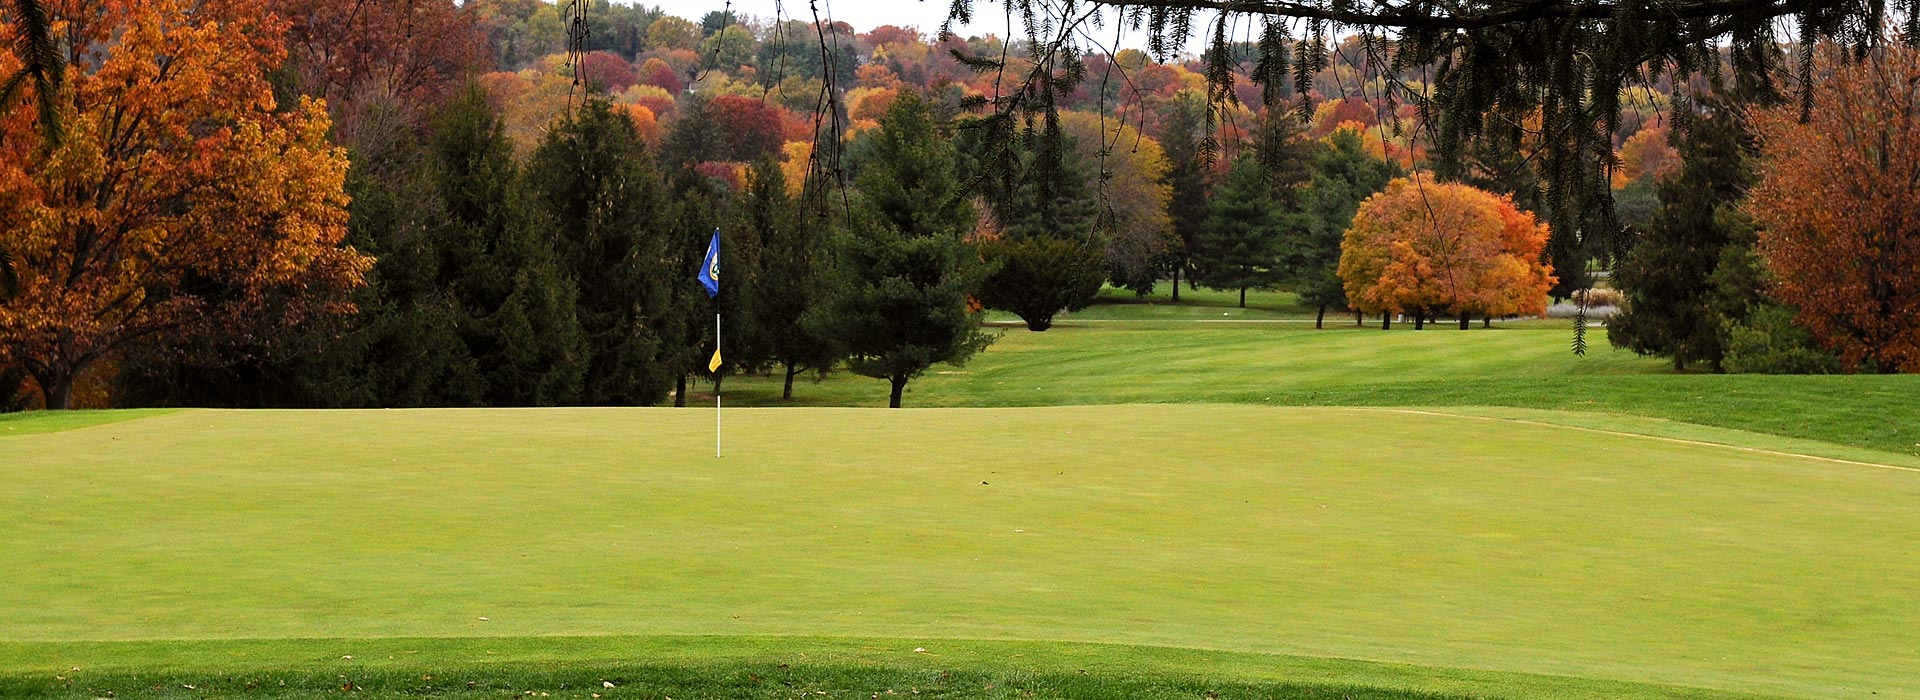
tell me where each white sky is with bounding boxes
[658,0,1220,54]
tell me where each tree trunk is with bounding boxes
[1315,305,1326,329]
[1460,313,1471,330]
[888,376,907,408]
[674,373,687,407]
[1381,314,1392,330]
[1482,315,1492,328]
[713,373,725,395]
[1413,313,1425,330]
[782,363,798,400]
[1170,266,1181,302]
[1238,287,1247,308]
[1673,357,1685,372]
[37,370,75,410]
[1026,315,1053,331]
[1355,310,1363,326]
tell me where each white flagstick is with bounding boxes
[715,312,722,458]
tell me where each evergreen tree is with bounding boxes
[658,94,725,167]
[708,172,764,397]
[1250,112,1314,203]
[1157,92,1211,301]
[748,160,841,400]
[1288,128,1399,327]
[527,99,675,404]
[807,89,993,408]
[661,169,732,406]
[1195,155,1289,308]
[427,87,586,405]
[976,128,1107,332]
[1609,83,1766,372]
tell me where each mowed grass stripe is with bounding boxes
[716,324,1920,457]
[1372,408,1920,473]
[3,406,1915,700]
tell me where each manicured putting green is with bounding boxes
[2,406,1916,700]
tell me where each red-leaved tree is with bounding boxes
[1748,43,1920,372]
[271,0,489,121]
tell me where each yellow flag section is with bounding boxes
[708,348,723,372]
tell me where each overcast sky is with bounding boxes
[660,0,1221,55]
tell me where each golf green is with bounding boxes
[3,406,1915,699]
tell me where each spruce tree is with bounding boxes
[427,87,586,405]
[747,159,841,399]
[1157,92,1210,301]
[1609,81,1767,372]
[316,98,476,407]
[527,99,674,404]
[1288,128,1399,327]
[975,129,1107,332]
[709,172,764,396]
[807,89,993,408]
[660,169,732,406]
[1195,155,1288,308]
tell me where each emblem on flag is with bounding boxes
[699,228,720,298]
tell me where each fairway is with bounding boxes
[4,407,1916,700]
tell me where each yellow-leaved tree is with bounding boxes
[0,0,370,408]
[1338,176,1554,329]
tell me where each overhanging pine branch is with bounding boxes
[1082,0,1829,31]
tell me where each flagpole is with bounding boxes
[715,311,722,458]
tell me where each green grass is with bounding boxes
[720,322,1920,456]
[0,637,1792,700]
[0,408,173,435]
[4,407,1916,699]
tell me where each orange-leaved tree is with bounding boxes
[1747,42,1920,373]
[1338,176,1554,329]
[0,0,370,408]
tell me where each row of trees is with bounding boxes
[109,85,993,410]
[8,0,1917,415]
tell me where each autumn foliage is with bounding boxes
[1748,44,1920,372]
[0,0,369,407]
[1338,177,1554,324]
[271,0,488,116]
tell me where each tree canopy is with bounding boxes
[0,0,370,408]
[1748,42,1920,373]
[934,0,1905,313]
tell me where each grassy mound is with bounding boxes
[4,406,1914,699]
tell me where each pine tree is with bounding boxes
[748,160,841,400]
[427,87,586,405]
[306,99,476,408]
[807,89,993,408]
[661,169,732,406]
[1609,82,1766,372]
[527,98,675,404]
[976,128,1107,332]
[1157,92,1211,301]
[1288,128,1399,327]
[1194,155,1289,308]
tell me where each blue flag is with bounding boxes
[699,228,720,298]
